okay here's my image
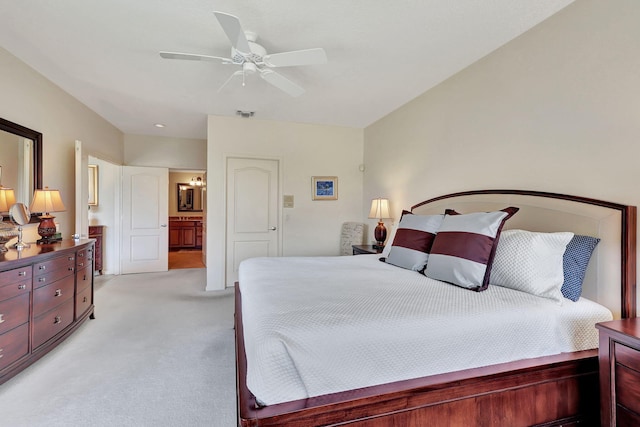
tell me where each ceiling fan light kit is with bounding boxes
[159,11,327,97]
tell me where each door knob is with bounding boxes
[161,224,167,227]
[269,226,277,231]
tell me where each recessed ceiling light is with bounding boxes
[154,123,166,128]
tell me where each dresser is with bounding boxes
[596,318,640,426]
[0,240,94,385]
[88,225,104,274]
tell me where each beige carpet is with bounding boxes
[0,270,236,427]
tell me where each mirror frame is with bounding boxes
[177,182,203,212]
[0,117,43,223]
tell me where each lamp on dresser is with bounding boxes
[29,186,66,244]
[368,197,391,249]
[0,185,18,251]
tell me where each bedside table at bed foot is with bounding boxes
[352,245,383,255]
[596,318,640,427]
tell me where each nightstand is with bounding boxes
[352,245,383,255]
[596,318,640,426]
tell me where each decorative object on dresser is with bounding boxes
[368,197,391,248]
[88,225,104,274]
[29,187,66,244]
[9,203,31,250]
[0,240,94,385]
[596,318,640,426]
[0,186,17,251]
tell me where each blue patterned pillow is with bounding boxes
[561,235,600,301]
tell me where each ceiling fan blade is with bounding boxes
[213,11,251,53]
[260,70,305,97]
[217,70,244,92]
[159,51,231,63]
[263,48,327,67]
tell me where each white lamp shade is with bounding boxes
[0,186,16,213]
[30,187,66,214]
[368,198,391,220]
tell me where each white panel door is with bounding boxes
[121,166,169,274]
[226,158,279,286]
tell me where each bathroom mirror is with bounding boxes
[10,202,31,249]
[177,183,203,212]
[0,117,42,223]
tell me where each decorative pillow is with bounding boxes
[561,235,600,301]
[490,229,574,302]
[424,207,518,291]
[384,212,444,271]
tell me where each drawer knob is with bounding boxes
[39,277,46,283]
[83,296,88,303]
[54,289,62,297]
[0,313,4,324]
[0,348,3,358]
[68,256,74,261]
[54,316,61,324]
[18,284,26,290]
[68,267,74,271]
[78,262,84,267]
[79,252,84,257]
[18,271,26,277]
[39,265,46,270]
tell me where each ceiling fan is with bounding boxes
[159,11,327,97]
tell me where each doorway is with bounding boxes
[168,170,206,270]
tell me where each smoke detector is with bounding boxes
[236,110,255,118]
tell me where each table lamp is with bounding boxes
[0,186,18,252]
[30,187,66,244]
[368,198,391,248]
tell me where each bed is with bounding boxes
[235,190,637,426]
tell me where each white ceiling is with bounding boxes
[0,0,574,140]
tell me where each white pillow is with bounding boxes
[490,229,574,303]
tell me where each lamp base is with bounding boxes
[36,215,58,245]
[374,221,387,248]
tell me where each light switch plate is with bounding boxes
[283,195,294,208]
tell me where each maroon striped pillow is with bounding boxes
[384,211,444,271]
[424,207,518,291]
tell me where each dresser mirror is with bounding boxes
[177,183,203,212]
[0,117,42,223]
[9,202,31,249]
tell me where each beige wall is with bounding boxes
[124,134,206,169]
[0,47,123,238]
[207,116,364,290]
[364,0,640,307]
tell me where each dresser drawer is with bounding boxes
[0,293,30,335]
[33,255,75,288]
[33,275,75,316]
[0,277,31,302]
[617,404,640,427]
[615,342,640,372]
[0,267,32,288]
[76,285,92,319]
[615,363,640,417]
[0,323,29,371]
[32,299,74,349]
[76,265,93,295]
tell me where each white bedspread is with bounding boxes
[238,255,612,406]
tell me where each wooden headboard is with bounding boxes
[411,190,637,319]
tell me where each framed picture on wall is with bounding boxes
[312,176,338,200]
[88,164,98,206]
